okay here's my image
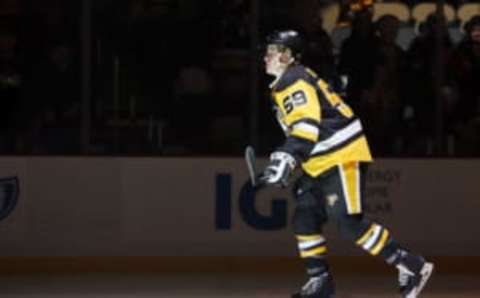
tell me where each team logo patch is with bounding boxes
[326,193,339,207]
[0,177,19,222]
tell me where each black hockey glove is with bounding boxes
[260,151,297,187]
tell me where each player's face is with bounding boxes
[264,44,285,76]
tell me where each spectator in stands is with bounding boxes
[403,0,463,9]
[364,15,406,155]
[338,9,377,106]
[290,0,339,88]
[336,0,374,26]
[402,13,453,155]
[338,9,380,150]
[168,55,214,154]
[348,0,373,16]
[447,15,480,155]
[20,42,80,154]
[217,0,250,48]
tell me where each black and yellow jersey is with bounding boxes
[271,64,372,177]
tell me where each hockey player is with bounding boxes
[259,30,434,298]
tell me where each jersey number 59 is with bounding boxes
[283,90,307,114]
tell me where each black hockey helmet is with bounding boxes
[265,30,304,60]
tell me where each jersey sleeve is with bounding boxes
[276,135,316,162]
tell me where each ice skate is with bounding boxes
[291,272,335,298]
[398,260,434,297]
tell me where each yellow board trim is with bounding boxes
[371,229,390,256]
[300,246,327,258]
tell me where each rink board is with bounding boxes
[0,157,478,259]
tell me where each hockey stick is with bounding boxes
[244,146,265,189]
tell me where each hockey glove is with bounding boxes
[261,151,297,187]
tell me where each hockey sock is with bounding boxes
[296,234,329,276]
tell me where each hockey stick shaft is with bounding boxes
[244,146,266,188]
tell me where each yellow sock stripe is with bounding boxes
[370,229,390,256]
[296,235,323,241]
[300,246,327,258]
[356,224,377,246]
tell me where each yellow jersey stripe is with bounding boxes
[290,129,318,142]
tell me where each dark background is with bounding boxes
[0,0,479,157]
